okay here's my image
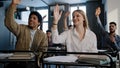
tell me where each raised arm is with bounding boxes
[95,7,106,35]
[4,0,21,36]
[95,7,120,52]
[52,4,63,30]
[63,11,70,30]
[95,7,103,28]
[52,4,69,44]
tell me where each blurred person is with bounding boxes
[63,11,72,30]
[95,6,120,56]
[46,30,53,47]
[63,11,73,30]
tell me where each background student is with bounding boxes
[95,6,120,56]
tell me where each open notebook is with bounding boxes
[44,55,78,62]
[44,55,117,65]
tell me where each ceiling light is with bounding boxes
[26,6,30,11]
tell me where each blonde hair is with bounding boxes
[72,10,89,29]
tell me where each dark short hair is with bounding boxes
[29,11,43,30]
[46,30,51,33]
[29,11,42,23]
[109,22,116,26]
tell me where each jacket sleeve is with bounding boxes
[96,16,107,35]
[39,34,48,52]
[37,33,48,62]
[4,4,20,36]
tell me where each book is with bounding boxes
[77,55,116,65]
[8,53,35,59]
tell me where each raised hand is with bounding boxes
[64,11,70,19]
[53,4,63,24]
[12,0,21,5]
[95,7,101,17]
[63,11,70,30]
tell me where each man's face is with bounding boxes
[109,24,116,33]
[28,14,40,29]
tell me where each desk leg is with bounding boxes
[46,64,50,68]
[42,63,44,68]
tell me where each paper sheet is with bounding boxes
[44,55,78,62]
[0,53,13,59]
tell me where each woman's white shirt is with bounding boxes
[52,28,98,53]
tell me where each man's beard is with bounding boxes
[110,30,115,33]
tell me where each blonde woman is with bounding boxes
[52,4,98,54]
[51,4,98,68]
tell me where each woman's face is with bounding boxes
[72,11,84,27]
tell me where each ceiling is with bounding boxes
[1,0,98,8]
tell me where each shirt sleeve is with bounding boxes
[90,31,98,53]
[52,29,67,44]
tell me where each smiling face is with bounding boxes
[72,10,88,29]
[72,11,84,27]
[28,14,40,30]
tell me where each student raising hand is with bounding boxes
[95,7,101,17]
[53,4,63,24]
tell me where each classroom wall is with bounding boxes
[107,0,120,35]
[0,2,15,50]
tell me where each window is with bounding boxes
[37,9,48,33]
[21,11,30,24]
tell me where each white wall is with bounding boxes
[107,0,120,35]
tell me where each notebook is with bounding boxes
[44,55,77,62]
[76,55,116,65]
[8,53,35,59]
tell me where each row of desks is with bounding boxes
[0,48,118,68]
